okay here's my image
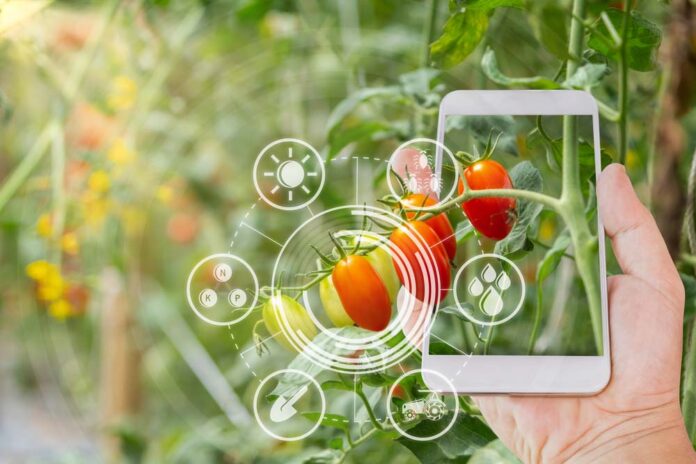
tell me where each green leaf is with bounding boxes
[270,326,375,398]
[399,414,496,463]
[399,68,443,107]
[455,218,476,243]
[321,380,353,392]
[327,121,392,159]
[451,0,524,10]
[494,161,544,256]
[302,448,344,464]
[532,4,569,59]
[537,231,571,283]
[563,63,609,89]
[481,48,561,89]
[301,412,350,432]
[326,86,401,138]
[430,10,489,69]
[587,9,662,72]
[468,439,522,463]
[680,273,696,323]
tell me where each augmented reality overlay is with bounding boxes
[186,114,604,442]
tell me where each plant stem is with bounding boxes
[617,0,632,165]
[682,147,696,439]
[562,0,603,353]
[423,0,440,66]
[528,283,544,354]
[355,382,383,430]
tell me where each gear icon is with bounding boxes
[424,397,447,421]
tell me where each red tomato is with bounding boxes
[400,193,456,261]
[389,221,450,304]
[331,255,392,331]
[458,160,516,240]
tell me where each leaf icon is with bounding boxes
[468,277,483,296]
[482,263,497,283]
[496,271,511,290]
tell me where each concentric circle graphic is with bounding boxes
[271,205,442,374]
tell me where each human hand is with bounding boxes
[473,164,695,463]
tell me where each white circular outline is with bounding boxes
[386,368,460,442]
[253,138,326,211]
[253,369,326,442]
[452,253,526,326]
[186,253,259,326]
[271,205,440,374]
[386,137,458,211]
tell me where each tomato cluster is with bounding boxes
[263,155,517,343]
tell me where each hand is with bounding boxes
[473,164,696,463]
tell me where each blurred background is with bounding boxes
[0,0,695,463]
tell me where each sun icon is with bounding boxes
[264,147,319,201]
[253,138,325,211]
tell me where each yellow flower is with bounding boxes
[81,192,110,227]
[48,299,73,320]
[37,273,64,302]
[88,170,111,193]
[36,213,53,238]
[156,185,173,205]
[61,232,80,255]
[107,138,136,166]
[107,75,137,112]
[26,260,57,281]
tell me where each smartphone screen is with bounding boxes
[427,114,604,357]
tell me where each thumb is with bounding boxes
[597,164,682,307]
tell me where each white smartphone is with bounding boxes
[422,90,610,394]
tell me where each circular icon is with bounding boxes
[253,369,326,441]
[213,263,232,282]
[271,205,440,374]
[198,289,218,308]
[253,138,325,211]
[186,253,258,326]
[386,369,459,441]
[228,289,247,308]
[452,253,525,326]
[387,138,458,210]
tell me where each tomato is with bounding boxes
[321,237,400,329]
[400,193,456,260]
[331,255,392,331]
[458,160,516,240]
[389,220,450,304]
[262,293,318,352]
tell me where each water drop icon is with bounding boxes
[480,286,504,316]
[482,264,497,283]
[496,271,511,290]
[468,277,484,296]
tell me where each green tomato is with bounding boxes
[319,274,354,327]
[262,293,317,352]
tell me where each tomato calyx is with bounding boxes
[454,130,503,168]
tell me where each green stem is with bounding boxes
[528,283,544,354]
[617,0,632,165]
[423,0,440,66]
[0,124,55,214]
[682,147,696,440]
[562,0,603,353]
[355,382,383,430]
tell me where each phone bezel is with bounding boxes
[422,90,610,394]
